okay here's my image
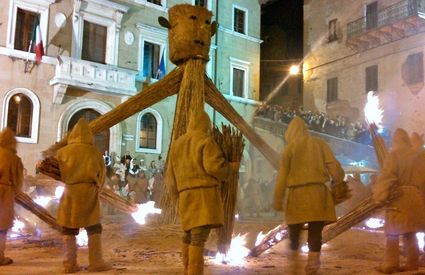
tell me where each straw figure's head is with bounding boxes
[158,4,217,65]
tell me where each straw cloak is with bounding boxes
[373,129,425,235]
[273,117,345,224]
[166,111,232,231]
[0,129,23,230]
[56,119,105,228]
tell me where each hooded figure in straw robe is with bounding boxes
[166,110,239,275]
[0,128,23,266]
[373,128,425,273]
[272,116,344,275]
[56,118,111,273]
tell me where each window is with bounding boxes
[366,2,378,30]
[82,21,107,64]
[230,57,250,98]
[328,19,337,42]
[136,108,163,154]
[137,23,167,81]
[327,78,338,102]
[14,8,38,52]
[147,0,162,5]
[233,6,247,34]
[7,94,32,137]
[143,41,161,78]
[405,52,423,84]
[2,88,40,144]
[139,113,157,149]
[71,0,129,65]
[233,68,245,97]
[194,0,207,7]
[366,65,378,93]
[6,0,53,57]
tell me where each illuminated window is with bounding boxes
[7,94,32,137]
[2,88,40,143]
[140,113,157,149]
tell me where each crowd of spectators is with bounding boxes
[255,104,378,145]
[102,151,165,210]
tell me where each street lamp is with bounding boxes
[289,65,300,75]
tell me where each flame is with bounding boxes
[9,218,25,239]
[55,186,64,199]
[364,91,383,131]
[34,196,52,207]
[76,229,88,247]
[11,219,25,233]
[214,234,250,265]
[255,231,266,246]
[131,201,162,225]
[417,233,425,251]
[365,218,385,229]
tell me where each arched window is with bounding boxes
[136,108,162,154]
[7,93,32,137]
[2,88,40,143]
[140,113,157,149]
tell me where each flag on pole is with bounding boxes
[156,49,166,79]
[28,16,44,65]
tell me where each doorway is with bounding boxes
[68,108,110,153]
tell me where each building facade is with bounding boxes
[0,0,261,177]
[303,0,425,134]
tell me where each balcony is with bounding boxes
[346,0,425,51]
[49,56,137,104]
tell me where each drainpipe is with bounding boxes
[212,0,219,125]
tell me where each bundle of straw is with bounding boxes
[249,224,288,257]
[15,192,61,231]
[213,124,245,255]
[38,158,137,214]
[159,59,206,224]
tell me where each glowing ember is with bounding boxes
[364,91,383,131]
[131,201,162,225]
[417,232,425,251]
[301,244,309,253]
[214,234,250,265]
[55,186,64,199]
[365,218,385,229]
[34,196,52,207]
[255,231,266,246]
[76,229,88,247]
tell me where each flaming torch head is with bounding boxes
[131,201,162,225]
[364,91,384,132]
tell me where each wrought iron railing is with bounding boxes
[347,0,425,38]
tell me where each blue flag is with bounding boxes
[156,49,166,79]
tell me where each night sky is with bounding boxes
[261,0,304,58]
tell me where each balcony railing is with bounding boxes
[50,56,137,102]
[347,0,425,38]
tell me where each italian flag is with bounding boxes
[29,16,44,64]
